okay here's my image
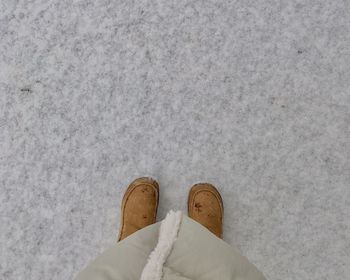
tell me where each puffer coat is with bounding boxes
[76,211,266,280]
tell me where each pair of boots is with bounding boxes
[118,177,224,241]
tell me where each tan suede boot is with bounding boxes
[118,177,159,241]
[188,183,224,238]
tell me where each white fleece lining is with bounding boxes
[140,210,183,280]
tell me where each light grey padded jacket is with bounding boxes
[76,211,266,280]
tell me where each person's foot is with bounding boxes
[118,177,159,241]
[188,183,224,238]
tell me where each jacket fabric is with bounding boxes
[76,211,266,280]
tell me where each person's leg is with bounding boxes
[188,183,224,238]
[118,177,159,241]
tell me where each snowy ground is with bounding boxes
[1,1,349,279]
